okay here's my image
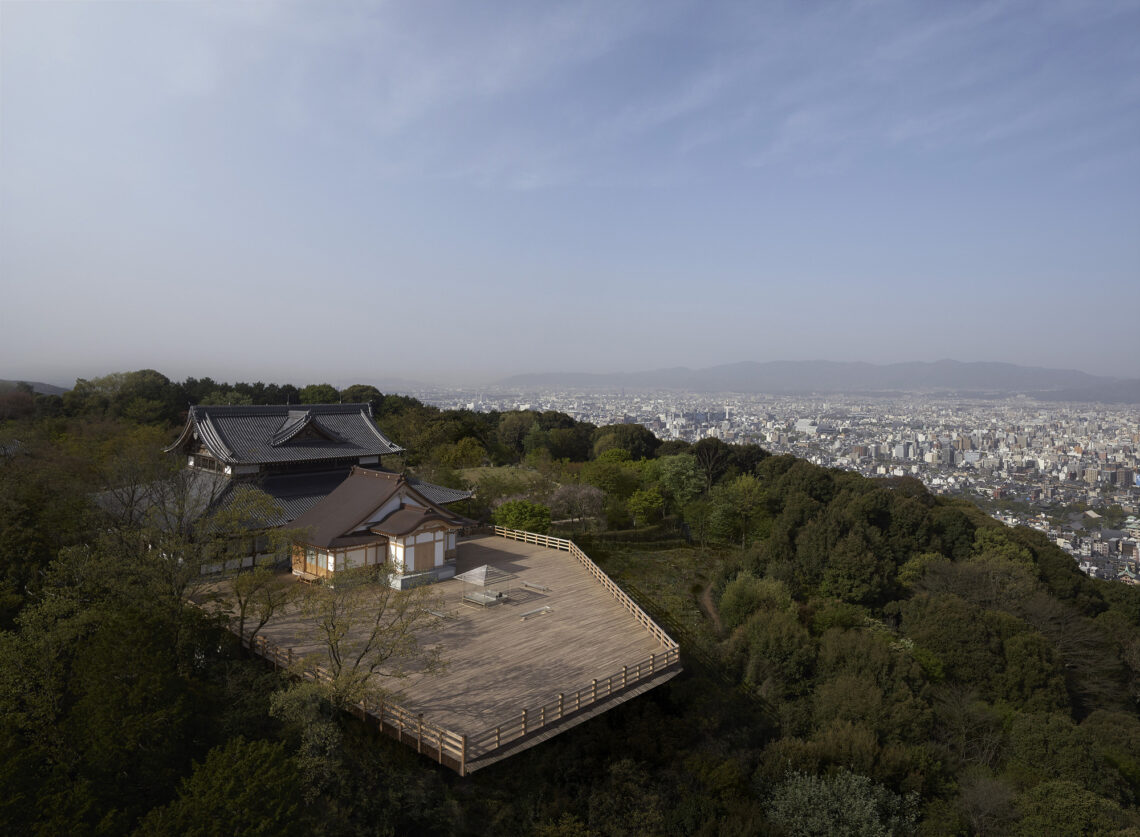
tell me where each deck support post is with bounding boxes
[460,735,467,776]
[417,714,424,753]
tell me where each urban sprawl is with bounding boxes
[416,387,1140,586]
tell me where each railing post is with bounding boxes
[622,665,628,688]
[592,679,597,703]
[558,693,564,719]
[650,652,656,674]
[417,714,424,753]
[460,734,467,776]
[496,726,501,748]
[522,708,528,736]
[540,705,545,727]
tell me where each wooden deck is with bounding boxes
[251,533,680,770]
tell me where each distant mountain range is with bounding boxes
[0,379,69,396]
[499,360,1140,403]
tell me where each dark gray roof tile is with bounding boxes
[167,403,403,466]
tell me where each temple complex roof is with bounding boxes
[290,466,469,548]
[166,403,404,466]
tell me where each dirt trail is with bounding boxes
[698,584,723,636]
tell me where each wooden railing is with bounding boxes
[236,629,469,774]
[466,644,681,757]
[232,530,681,774]
[491,526,572,551]
[493,526,680,651]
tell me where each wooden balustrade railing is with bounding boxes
[492,526,680,651]
[231,529,680,774]
[236,629,469,773]
[466,644,681,755]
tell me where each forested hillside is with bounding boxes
[2,370,1139,835]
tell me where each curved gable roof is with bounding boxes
[370,506,457,537]
[290,466,467,548]
[167,403,403,465]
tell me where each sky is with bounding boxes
[2,0,1138,388]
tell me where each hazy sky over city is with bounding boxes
[2,0,1138,388]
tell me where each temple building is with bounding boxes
[164,403,470,582]
[288,467,467,587]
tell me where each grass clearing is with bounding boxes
[591,542,726,650]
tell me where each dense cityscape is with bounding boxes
[417,386,1140,585]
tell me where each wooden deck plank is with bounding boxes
[252,534,675,751]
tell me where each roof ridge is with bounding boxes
[352,465,400,480]
[191,403,371,415]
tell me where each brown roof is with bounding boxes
[370,507,456,537]
[291,466,465,548]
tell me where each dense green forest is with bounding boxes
[3,369,1140,835]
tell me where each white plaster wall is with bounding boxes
[363,496,403,526]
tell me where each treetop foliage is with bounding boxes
[3,370,1140,834]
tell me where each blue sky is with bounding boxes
[2,0,1138,387]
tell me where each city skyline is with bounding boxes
[3,1,1139,385]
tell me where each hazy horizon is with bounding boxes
[3,2,1138,385]
[5,356,1138,396]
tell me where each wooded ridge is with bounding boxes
[2,369,1138,835]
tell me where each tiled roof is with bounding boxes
[291,466,469,548]
[291,469,403,547]
[167,403,403,466]
[259,469,355,525]
[370,506,456,537]
[407,476,473,505]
